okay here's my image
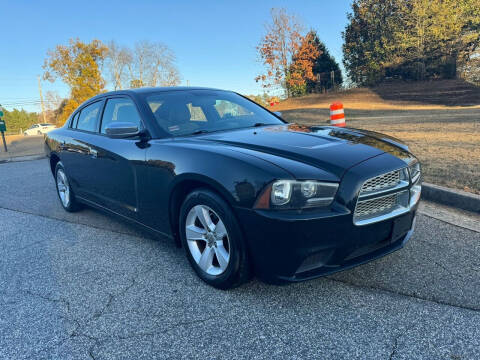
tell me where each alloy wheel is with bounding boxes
[56,169,70,208]
[185,205,230,276]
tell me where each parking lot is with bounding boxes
[1,159,479,359]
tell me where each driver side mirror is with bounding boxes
[105,122,140,138]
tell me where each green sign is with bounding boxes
[0,110,3,117]
[0,120,6,132]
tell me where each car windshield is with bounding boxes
[146,90,283,137]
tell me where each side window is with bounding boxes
[76,102,102,132]
[71,112,80,128]
[101,98,142,134]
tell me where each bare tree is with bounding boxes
[149,42,179,86]
[106,40,132,90]
[127,40,180,88]
[106,40,181,89]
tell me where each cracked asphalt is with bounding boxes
[1,159,479,359]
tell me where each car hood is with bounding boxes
[195,124,411,178]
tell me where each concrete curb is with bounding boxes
[422,182,480,214]
[0,154,46,164]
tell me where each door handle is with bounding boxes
[89,149,98,158]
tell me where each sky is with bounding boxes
[0,0,352,112]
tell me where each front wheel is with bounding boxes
[55,162,81,212]
[179,189,251,289]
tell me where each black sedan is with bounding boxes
[44,87,421,289]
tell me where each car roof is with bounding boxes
[98,86,228,98]
[77,87,235,112]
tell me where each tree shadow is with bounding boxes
[370,79,480,107]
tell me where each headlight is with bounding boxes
[409,160,421,184]
[408,160,421,206]
[254,180,339,210]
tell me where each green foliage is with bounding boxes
[343,0,480,85]
[2,108,39,134]
[287,82,307,97]
[306,31,343,92]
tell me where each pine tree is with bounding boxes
[306,31,343,92]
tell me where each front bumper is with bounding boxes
[235,201,418,284]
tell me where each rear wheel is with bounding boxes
[179,189,251,289]
[55,162,81,212]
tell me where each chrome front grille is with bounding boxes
[360,170,400,194]
[354,167,415,225]
[355,193,398,218]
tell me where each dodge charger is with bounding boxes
[44,87,421,289]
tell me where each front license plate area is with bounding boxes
[391,214,412,241]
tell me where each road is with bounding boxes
[1,159,479,359]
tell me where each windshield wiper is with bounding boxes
[252,122,267,127]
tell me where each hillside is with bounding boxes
[275,79,480,111]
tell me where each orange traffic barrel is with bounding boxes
[330,102,345,127]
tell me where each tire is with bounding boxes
[54,161,81,212]
[179,189,251,289]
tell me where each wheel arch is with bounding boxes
[50,153,61,175]
[168,173,237,248]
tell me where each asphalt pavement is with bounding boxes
[1,159,479,359]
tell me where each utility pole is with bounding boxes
[37,75,47,123]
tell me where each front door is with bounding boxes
[86,96,147,219]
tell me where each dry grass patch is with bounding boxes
[275,79,480,111]
[351,121,480,194]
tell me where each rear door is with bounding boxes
[62,100,104,201]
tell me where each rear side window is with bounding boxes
[100,98,142,134]
[76,102,102,132]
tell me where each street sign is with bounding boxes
[0,120,6,132]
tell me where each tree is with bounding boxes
[105,40,132,90]
[43,38,108,124]
[342,0,480,85]
[126,40,180,88]
[255,8,303,96]
[308,32,343,92]
[3,108,38,133]
[286,31,320,97]
[343,0,401,85]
